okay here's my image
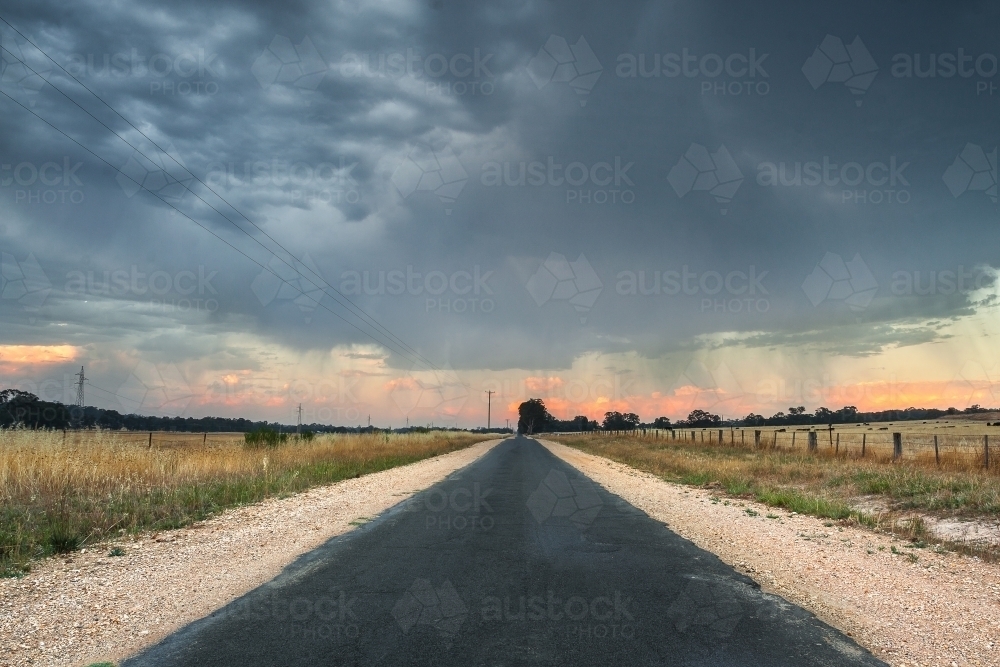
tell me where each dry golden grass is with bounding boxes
[660,423,999,467]
[0,428,492,575]
[552,431,1000,557]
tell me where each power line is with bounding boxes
[0,40,434,372]
[0,87,433,369]
[83,380,123,400]
[0,18,438,372]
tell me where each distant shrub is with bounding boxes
[300,430,315,442]
[244,427,288,448]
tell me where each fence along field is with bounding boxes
[0,428,494,577]
[615,421,999,470]
[557,419,1000,557]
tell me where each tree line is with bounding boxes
[0,389,375,433]
[4,388,992,434]
[516,397,996,433]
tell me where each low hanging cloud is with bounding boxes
[0,0,997,422]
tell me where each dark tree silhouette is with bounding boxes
[517,398,552,434]
[602,411,640,430]
[687,409,721,427]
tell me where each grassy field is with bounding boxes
[0,428,494,577]
[642,420,1000,465]
[552,424,1000,557]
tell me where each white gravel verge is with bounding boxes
[0,438,502,667]
[541,439,1000,667]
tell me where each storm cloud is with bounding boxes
[1,0,998,425]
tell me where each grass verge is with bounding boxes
[551,433,1000,558]
[0,429,494,577]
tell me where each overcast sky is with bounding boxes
[1,0,998,426]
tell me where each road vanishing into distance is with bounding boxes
[124,437,885,666]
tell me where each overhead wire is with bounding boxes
[0,17,442,373]
[0,87,436,370]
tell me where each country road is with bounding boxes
[122,436,885,666]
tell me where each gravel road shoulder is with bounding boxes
[541,439,1000,667]
[0,438,503,667]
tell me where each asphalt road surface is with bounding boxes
[124,436,886,666]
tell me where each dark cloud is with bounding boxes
[1,0,998,419]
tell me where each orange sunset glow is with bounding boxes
[0,345,79,369]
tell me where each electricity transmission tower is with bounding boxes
[74,366,85,407]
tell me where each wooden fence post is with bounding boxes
[862,433,866,457]
[835,433,840,454]
[773,430,777,449]
[792,431,796,449]
[933,435,938,466]
[985,434,990,469]
[754,430,761,449]
[808,431,817,453]
[893,432,902,460]
[741,430,744,446]
[148,432,153,449]
[203,432,207,445]
[719,429,723,444]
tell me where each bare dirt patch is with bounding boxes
[927,517,1000,549]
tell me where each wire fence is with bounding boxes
[593,427,998,471]
[46,430,246,449]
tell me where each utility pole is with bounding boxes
[74,366,85,407]
[485,390,494,430]
[368,414,371,429]
[296,403,302,437]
